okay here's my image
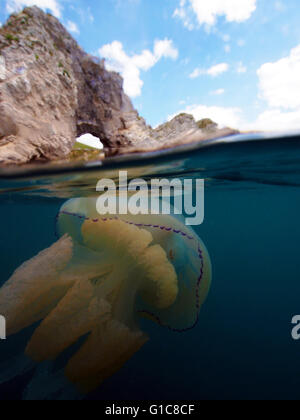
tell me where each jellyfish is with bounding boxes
[0,197,211,394]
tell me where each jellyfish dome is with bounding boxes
[57,198,212,332]
[0,197,211,394]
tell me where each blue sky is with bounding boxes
[2,0,300,132]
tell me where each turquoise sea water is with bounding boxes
[0,133,300,400]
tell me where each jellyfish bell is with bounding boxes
[57,197,212,332]
[0,196,211,394]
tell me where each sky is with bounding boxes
[1,0,300,134]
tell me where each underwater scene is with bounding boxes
[0,134,300,401]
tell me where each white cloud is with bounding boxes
[99,39,178,98]
[222,34,231,43]
[171,44,300,132]
[87,7,94,22]
[241,44,300,132]
[169,104,242,128]
[241,108,300,132]
[237,62,247,73]
[204,62,229,76]
[66,20,79,35]
[6,0,62,18]
[174,0,257,29]
[237,39,246,47]
[189,62,229,79]
[224,44,231,53]
[173,0,195,30]
[210,88,225,95]
[180,57,190,66]
[274,1,285,12]
[189,68,201,79]
[257,44,300,109]
[154,39,179,61]
[169,102,300,132]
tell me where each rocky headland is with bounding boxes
[0,7,238,165]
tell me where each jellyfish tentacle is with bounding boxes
[0,235,73,336]
[25,277,111,362]
[25,263,129,363]
[65,319,148,394]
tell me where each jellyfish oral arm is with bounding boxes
[0,235,73,336]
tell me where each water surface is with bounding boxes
[0,133,300,400]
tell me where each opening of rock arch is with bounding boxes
[76,134,104,150]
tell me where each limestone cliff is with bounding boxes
[0,6,150,164]
[0,7,238,165]
[117,113,238,155]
